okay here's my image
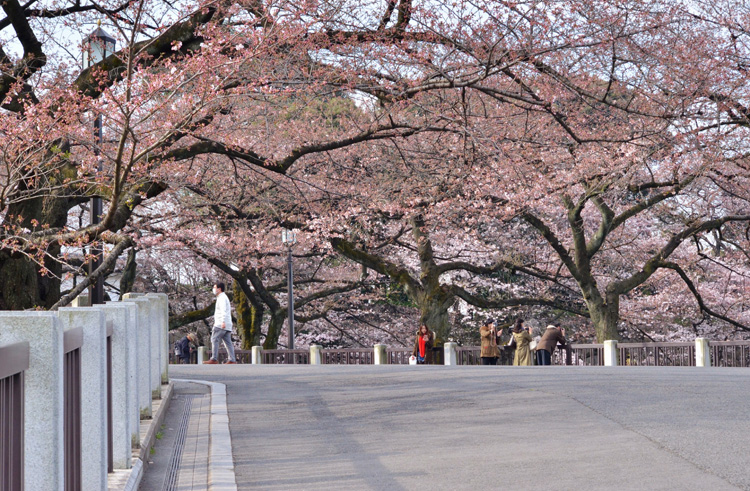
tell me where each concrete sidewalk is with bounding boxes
[171,365,750,490]
[138,379,237,491]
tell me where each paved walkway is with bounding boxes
[158,365,750,490]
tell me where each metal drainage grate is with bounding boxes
[162,395,194,491]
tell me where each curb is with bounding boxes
[172,379,238,491]
[140,381,174,461]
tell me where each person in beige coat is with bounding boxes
[511,318,533,366]
[480,319,500,365]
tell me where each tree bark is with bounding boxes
[233,280,264,349]
[263,310,286,349]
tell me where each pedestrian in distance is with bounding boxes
[204,282,237,364]
[412,324,434,364]
[176,332,198,364]
[535,324,567,366]
[480,318,500,365]
[511,318,533,366]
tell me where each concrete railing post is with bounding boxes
[604,340,618,366]
[374,344,387,365]
[57,308,108,491]
[695,337,711,367]
[100,302,138,464]
[444,342,458,366]
[121,295,152,418]
[251,345,263,364]
[0,313,64,490]
[147,293,170,384]
[198,346,208,364]
[310,345,322,365]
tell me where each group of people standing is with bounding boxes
[412,318,567,366]
[481,318,567,366]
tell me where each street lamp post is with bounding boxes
[281,229,297,350]
[83,24,115,305]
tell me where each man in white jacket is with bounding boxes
[204,282,237,364]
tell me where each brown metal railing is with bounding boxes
[181,341,750,367]
[456,346,481,365]
[1,341,29,491]
[709,340,750,367]
[560,344,604,366]
[320,349,374,365]
[456,346,515,365]
[106,321,113,474]
[64,327,83,491]
[387,348,412,365]
[261,349,309,365]
[619,342,695,367]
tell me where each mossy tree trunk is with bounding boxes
[233,280,265,349]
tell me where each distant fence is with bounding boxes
[174,339,750,367]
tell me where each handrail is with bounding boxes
[0,341,30,379]
[64,327,83,354]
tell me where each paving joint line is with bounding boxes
[162,394,195,491]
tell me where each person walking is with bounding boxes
[511,318,533,366]
[204,282,237,364]
[535,324,567,366]
[412,324,434,364]
[176,333,198,364]
[480,319,500,365]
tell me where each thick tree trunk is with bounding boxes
[233,281,253,350]
[0,256,40,309]
[263,310,285,349]
[233,280,265,349]
[582,287,620,342]
[417,286,454,345]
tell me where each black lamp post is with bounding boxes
[281,229,297,349]
[83,24,115,304]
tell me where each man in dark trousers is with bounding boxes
[535,324,567,365]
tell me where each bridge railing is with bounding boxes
[188,339,750,367]
[709,340,750,367]
[0,293,169,490]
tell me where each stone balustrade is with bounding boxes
[0,294,168,491]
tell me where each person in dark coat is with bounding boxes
[177,333,198,364]
[535,324,567,365]
[412,324,434,364]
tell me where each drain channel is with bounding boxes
[162,395,194,491]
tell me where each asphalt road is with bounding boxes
[170,365,750,490]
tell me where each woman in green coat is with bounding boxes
[512,318,533,366]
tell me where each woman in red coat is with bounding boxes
[412,324,434,364]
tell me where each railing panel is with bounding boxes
[565,344,604,366]
[710,341,750,368]
[106,333,113,473]
[387,349,411,365]
[0,368,24,490]
[619,342,695,367]
[261,350,309,364]
[320,349,374,365]
[64,347,82,491]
